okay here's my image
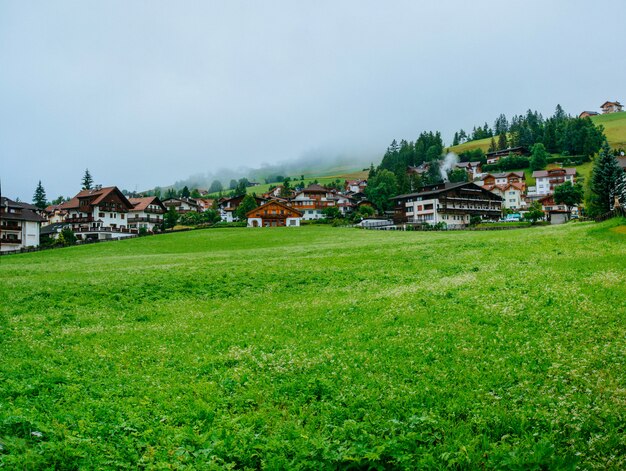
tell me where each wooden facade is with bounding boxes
[246,201,303,227]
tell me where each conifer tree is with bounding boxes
[587,142,625,215]
[82,169,93,190]
[32,180,47,209]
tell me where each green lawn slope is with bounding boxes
[448,111,626,155]
[1,220,625,468]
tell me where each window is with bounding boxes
[99,212,104,217]
[121,214,125,219]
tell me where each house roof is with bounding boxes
[485,146,527,157]
[129,196,165,211]
[41,222,71,235]
[246,200,303,217]
[455,161,482,168]
[60,187,133,210]
[392,181,475,200]
[301,183,327,193]
[1,197,46,222]
[484,171,525,179]
[600,101,622,108]
[579,111,599,117]
[532,168,576,178]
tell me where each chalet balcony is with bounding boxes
[74,227,139,234]
[127,216,162,223]
[68,216,94,223]
[0,237,21,244]
[1,222,21,231]
[549,178,565,184]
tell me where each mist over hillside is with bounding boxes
[164,149,376,191]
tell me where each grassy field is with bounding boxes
[1,221,626,469]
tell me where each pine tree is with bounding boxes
[452,132,459,146]
[488,137,497,152]
[530,143,549,171]
[497,133,508,150]
[82,169,93,190]
[588,142,625,215]
[32,180,47,209]
[181,186,190,198]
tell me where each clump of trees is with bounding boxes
[554,181,584,220]
[454,105,605,158]
[586,142,626,216]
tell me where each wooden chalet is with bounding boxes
[58,186,137,239]
[246,200,303,227]
[291,184,335,220]
[391,182,503,227]
[485,146,528,164]
[482,171,525,187]
[128,196,166,232]
[600,101,623,114]
[579,111,599,119]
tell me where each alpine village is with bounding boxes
[2,102,625,254]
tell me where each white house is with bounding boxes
[391,182,503,228]
[57,186,137,240]
[531,168,576,195]
[1,197,45,252]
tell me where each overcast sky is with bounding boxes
[1,0,624,200]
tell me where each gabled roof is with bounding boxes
[392,181,476,200]
[532,168,576,178]
[484,171,525,179]
[301,183,327,193]
[600,101,622,108]
[579,111,599,117]
[246,200,303,217]
[129,196,166,212]
[61,187,133,210]
[1,197,45,222]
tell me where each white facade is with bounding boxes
[488,186,525,210]
[0,221,41,252]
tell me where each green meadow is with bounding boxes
[1,221,625,469]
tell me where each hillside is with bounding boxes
[448,111,626,155]
[1,221,625,468]
[209,169,369,198]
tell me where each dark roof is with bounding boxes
[484,171,525,179]
[391,181,469,200]
[579,111,599,117]
[41,222,71,235]
[600,101,622,108]
[486,146,528,157]
[1,197,46,222]
[532,168,576,178]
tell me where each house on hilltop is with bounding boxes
[1,197,45,252]
[579,111,599,119]
[391,182,503,228]
[600,101,623,114]
[485,146,528,165]
[246,200,303,227]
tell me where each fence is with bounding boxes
[594,207,626,222]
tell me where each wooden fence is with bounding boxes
[594,207,626,222]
